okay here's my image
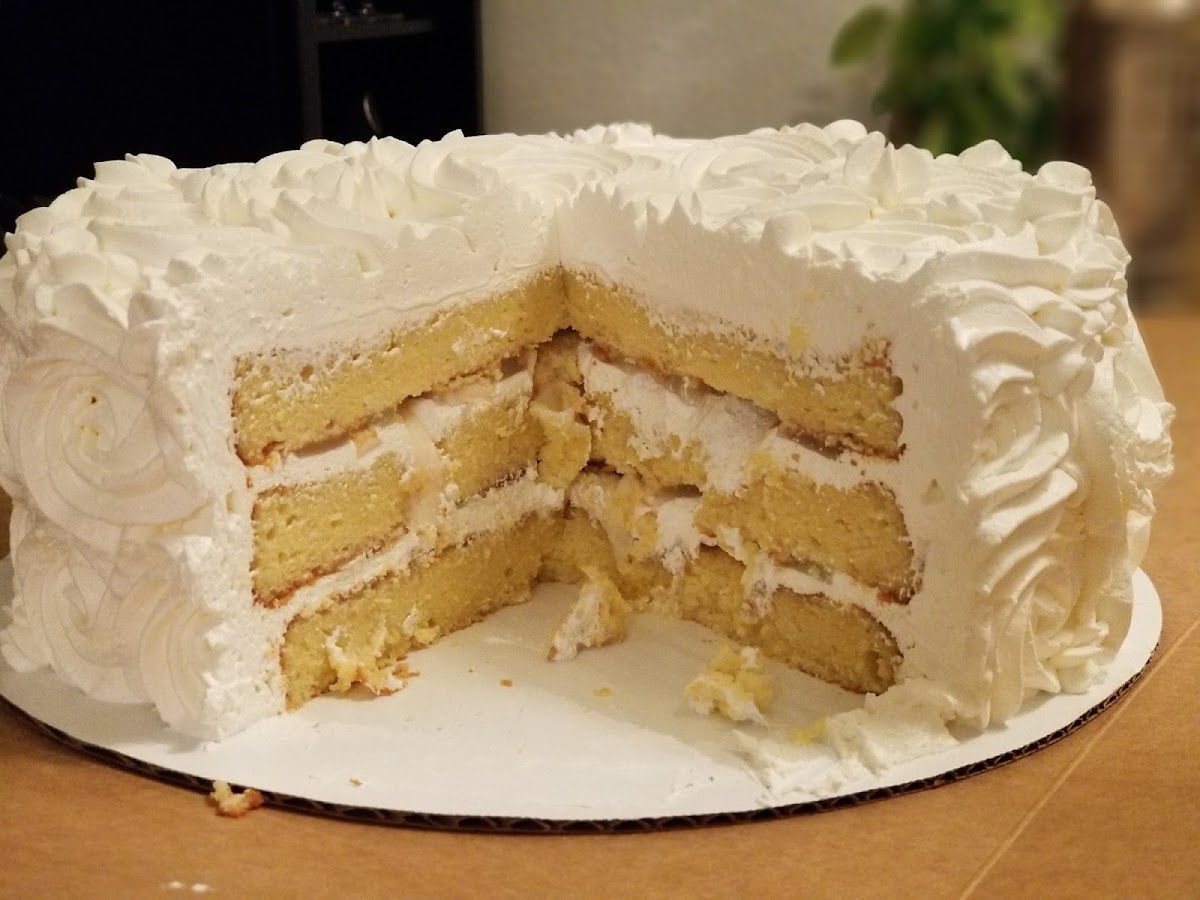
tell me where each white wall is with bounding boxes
[480,0,892,137]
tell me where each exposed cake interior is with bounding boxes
[234,270,567,464]
[255,274,912,710]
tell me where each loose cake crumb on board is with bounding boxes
[684,645,774,726]
[789,718,828,745]
[208,780,265,818]
[499,678,513,687]
[547,566,630,661]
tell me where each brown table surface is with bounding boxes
[2,316,1197,900]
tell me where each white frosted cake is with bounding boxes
[0,123,1172,752]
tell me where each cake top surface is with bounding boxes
[1,121,1129,347]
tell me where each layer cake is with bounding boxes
[0,123,1173,751]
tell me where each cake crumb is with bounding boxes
[350,425,381,456]
[359,661,416,696]
[499,678,513,687]
[788,718,828,745]
[548,567,630,661]
[412,625,441,646]
[594,687,613,698]
[787,322,810,356]
[684,645,774,726]
[324,626,414,695]
[349,778,363,787]
[209,781,264,818]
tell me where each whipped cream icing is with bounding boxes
[0,122,1173,744]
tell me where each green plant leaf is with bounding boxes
[828,0,1065,165]
[914,114,952,157]
[1012,0,1063,40]
[831,6,893,66]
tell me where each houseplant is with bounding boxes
[831,0,1066,167]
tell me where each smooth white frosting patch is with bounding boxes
[733,679,961,802]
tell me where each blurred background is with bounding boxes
[0,0,1196,311]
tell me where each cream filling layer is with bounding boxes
[577,342,898,495]
[566,479,882,612]
[248,362,535,493]
[274,470,562,627]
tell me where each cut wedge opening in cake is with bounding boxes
[258,318,913,713]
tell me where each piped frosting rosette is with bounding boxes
[0,319,215,730]
[1,504,218,732]
[0,208,212,728]
[932,161,1170,722]
[2,319,202,556]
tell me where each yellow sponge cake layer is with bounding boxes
[531,401,592,490]
[542,510,672,601]
[432,378,545,502]
[530,332,593,488]
[673,548,898,694]
[282,512,556,708]
[251,364,549,605]
[253,452,422,607]
[234,270,567,464]
[695,463,913,601]
[587,411,913,597]
[565,271,903,457]
[588,394,709,490]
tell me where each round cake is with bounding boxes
[0,123,1173,762]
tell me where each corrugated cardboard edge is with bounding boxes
[0,655,1151,834]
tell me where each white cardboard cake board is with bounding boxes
[0,562,1161,830]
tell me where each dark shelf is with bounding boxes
[307,13,435,42]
